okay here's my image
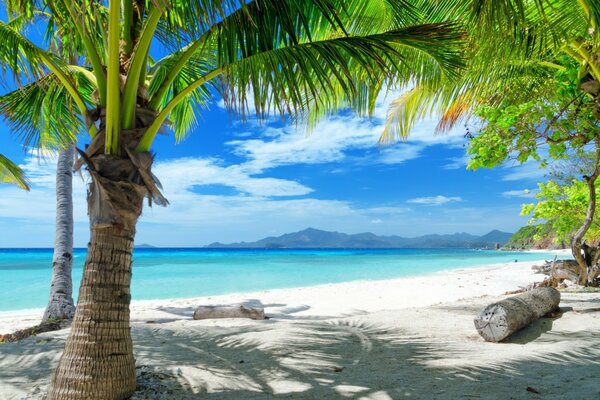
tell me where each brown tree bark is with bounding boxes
[571,137,600,285]
[47,109,169,398]
[48,156,145,399]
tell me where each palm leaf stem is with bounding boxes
[122,4,166,129]
[105,0,121,155]
[148,32,211,110]
[137,66,225,151]
[60,0,107,105]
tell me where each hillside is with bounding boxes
[505,224,563,249]
[206,228,513,249]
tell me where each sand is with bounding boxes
[1,254,599,399]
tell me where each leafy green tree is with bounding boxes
[377,0,600,285]
[0,1,464,398]
[468,60,600,285]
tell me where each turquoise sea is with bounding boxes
[0,248,560,312]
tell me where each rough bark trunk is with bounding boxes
[48,107,166,399]
[48,155,147,399]
[43,145,76,322]
[570,137,600,285]
[473,287,561,342]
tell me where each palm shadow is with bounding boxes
[2,293,599,399]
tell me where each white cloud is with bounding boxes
[502,162,548,182]
[219,88,467,173]
[1,153,523,247]
[443,153,470,170]
[153,158,313,197]
[406,195,463,206]
[502,189,537,198]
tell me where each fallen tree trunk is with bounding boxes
[550,260,580,283]
[473,287,560,342]
[193,305,265,320]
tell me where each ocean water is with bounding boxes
[0,248,561,312]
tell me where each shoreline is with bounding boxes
[2,255,599,399]
[1,258,553,333]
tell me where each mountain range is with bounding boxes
[206,228,513,249]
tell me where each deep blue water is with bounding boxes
[0,248,559,312]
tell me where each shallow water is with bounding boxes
[0,248,560,311]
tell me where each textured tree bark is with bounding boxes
[571,137,600,285]
[48,154,146,400]
[473,287,560,342]
[48,107,166,399]
[43,145,76,322]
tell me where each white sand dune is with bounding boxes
[1,258,599,399]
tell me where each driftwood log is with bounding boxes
[532,258,581,286]
[474,287,560,342]
[193,305,265,320]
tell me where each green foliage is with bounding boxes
[381,0,600,141]
[522,179,600,243]
[0,153,29,190]
[505,223,555,249]
[0,0,468,155]
[467,61,600,171]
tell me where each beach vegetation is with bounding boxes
[379,0,600,286]
[469,58,600,285]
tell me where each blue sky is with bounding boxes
[0,90,547,247]
[0,8,548,247]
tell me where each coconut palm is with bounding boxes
[42,145,76,322]
[0,82,78,323]
[381,0,600,141]
[0,1,465,398]
[381,0,600,284]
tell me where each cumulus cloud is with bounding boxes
[406,195,463,206]
[153,158,313,197]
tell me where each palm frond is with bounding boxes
[0,153,29,190]
[218,23,464,123]
[0,68,95,149]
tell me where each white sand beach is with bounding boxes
[1,255,599,399]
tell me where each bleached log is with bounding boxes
[474,287,560,342]
[193,305,265,320]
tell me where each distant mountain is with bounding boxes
[206,228,513,249]
[478,230,513,244]
[134,243,157,249]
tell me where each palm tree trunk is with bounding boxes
[48,152,147,400]
[43,145,76,322]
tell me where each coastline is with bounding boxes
[1,256,599,399]
[0,259,552,333]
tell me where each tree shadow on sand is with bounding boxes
[1,293,599,399]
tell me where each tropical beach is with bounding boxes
[2,251,600,399]
[3,1,600,399]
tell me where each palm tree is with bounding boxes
[381,0,600,284]
[42,144,76,322]
[0,1,464,398]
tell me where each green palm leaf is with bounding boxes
[0,153,29,190]
[0,67,96,149]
